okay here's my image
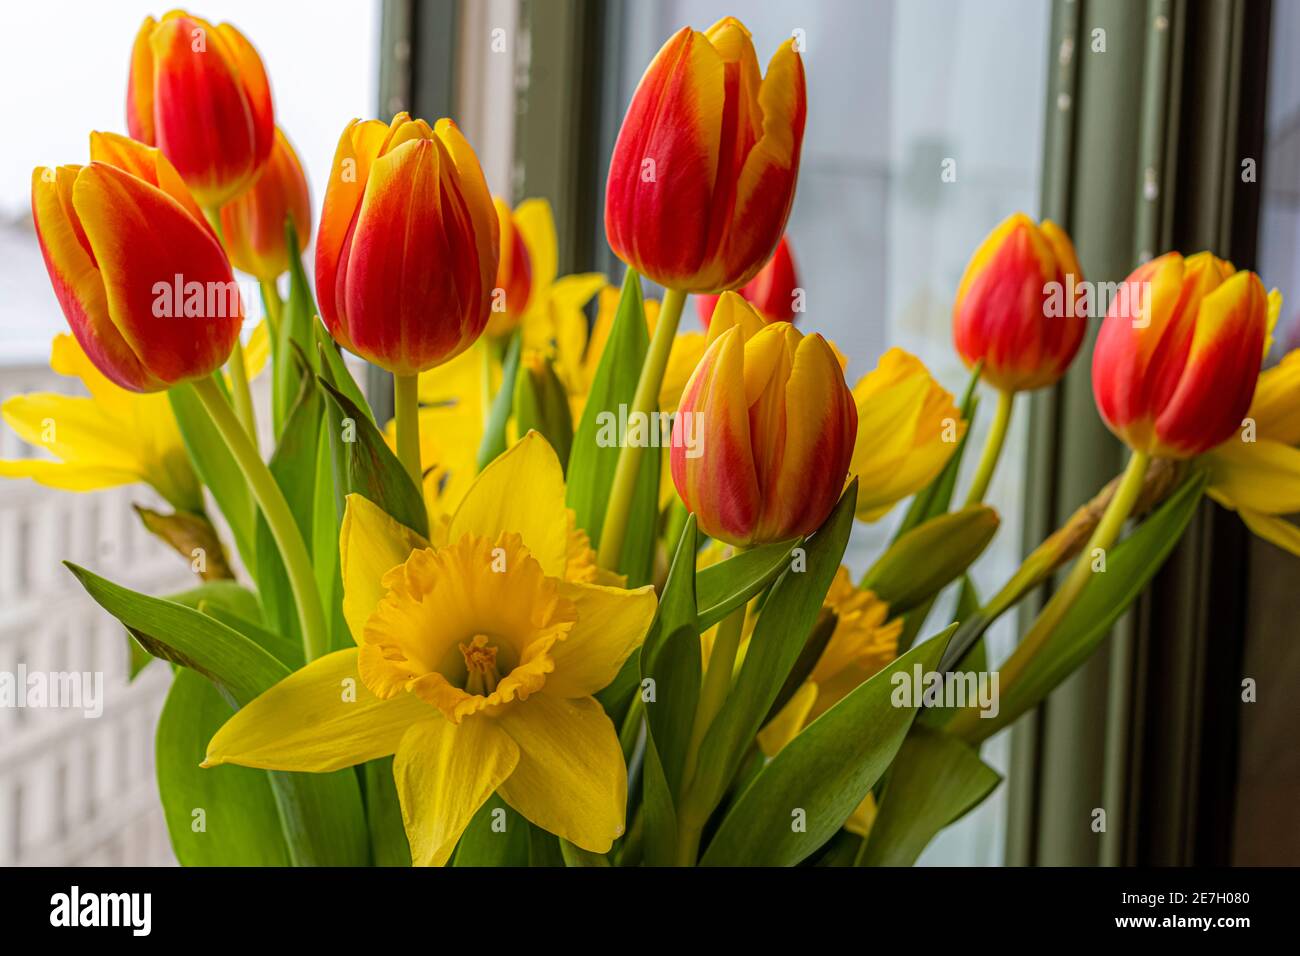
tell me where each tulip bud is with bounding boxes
[1092,251,1270,458]
[127,11,275,208]
[31,133,243,392]
[514,353,573,466]
[218,128,311,280]
[316,114,499,375]
[606,17,806,293]
[671,318,856,546]
[697,235,801,326]
[953,213,1086,392]
[487,197,533,338]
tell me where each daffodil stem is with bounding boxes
[259,278,282,340]
[596,285,688,571]
[192,374,329,663]
[394,373,422,488]
[964,388,1015,506]
[675,596,746,866]
[949,449,1150,741]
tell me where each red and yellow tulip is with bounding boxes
[605,17,806,293]
[696,234,800,325]
[671,294,855,546]
[953,213,1085,392]
[31,132,243,393]
[316,113,499,375]
[219,128,311,281]
[1092,252,1272,459]
[127,10,275,208]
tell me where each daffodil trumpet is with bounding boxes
[596,281,688,570]
[190,374,328,661]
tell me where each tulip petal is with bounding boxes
[88,131,210,236]
[513,198,559,299]
[204,648,436,772]
[340,493,431,644]
[72,162,242,388]
[543,581,657,698]
[127,17,157,144]
[216,22,275,172]
[393,715,519,867]
[448,431,568,578]
[497,694,627,853]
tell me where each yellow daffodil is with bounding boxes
[204,432,657,865]
[1203,347,1300,555]
[0,333,201,510]
[851,349,965,522]
[756,567,901,836]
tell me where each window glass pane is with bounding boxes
[614,0,1050,865]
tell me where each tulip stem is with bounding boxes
[192,374,329,663]
[964,388,1014,506]
[259,278,283,340]
[675,592,747,866]
[949,449,1150,742]
[596,285,688,571]
[394,373,422,488]
[203,206,259,442]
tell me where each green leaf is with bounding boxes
[514,352,574,470]
[862,505,998,614]
[453,794,529,866]
[566,269,649,546]
[67,563,369,866]
[254,370,321,646]
[157,669,292,866]
[273,225,319,437]
[477,331,522,471]
[196,600,303,672]
[165,580,263,623]
[696,537,801,631]
[893,362,982,539]
[168,382,256,571]
[310,414,350,652]
[700,623,954,866]
[966,470,1208,741]
[363,757,411,866]
[315,326,373,424]
[320,377,428,538]
[689,483,857,821]
[857,724,1000,866]
[637,515,701,865]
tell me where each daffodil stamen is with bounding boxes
[460,635,502,695]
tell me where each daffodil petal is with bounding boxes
[448,430,568,577]
[497,694,627,853]
[1205,438,1300,515]
[204,648,436,772]
[0,457,140,492]
[844,792,878,839]
[2,393,140,472]
[1238,508,1300,558]
[393,715,519,867]
[340,493,430,645]
[756,681,818,757]
[544,581,657,698]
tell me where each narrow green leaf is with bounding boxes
[315,327,373,424]
[363,757,412,866]
[311,414,350,652]
[196,600,303,671]
[862,505,998,613]
[67,563,369,865]
[857,724,1000,866]
[168,382,256,570]
[453,794,529,866]
[477,331,522,471]
[320,377,428,538]
[690,483,857,820]
[274,225,319,437]
[701,624,954,866]
[157,669,291,866]
[696,537,801,631]
[165,580,263,623]
[514,352,574,469]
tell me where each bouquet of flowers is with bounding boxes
[5,10,1297,867]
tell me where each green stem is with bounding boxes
[192,374,329,662]
[259,277,283,341]
[964,388,1015,506]
[394,372,422,488]
[675,597,746,866]
[596,285,688,571]
[950,449,1150,740]
[203,206,257,441]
